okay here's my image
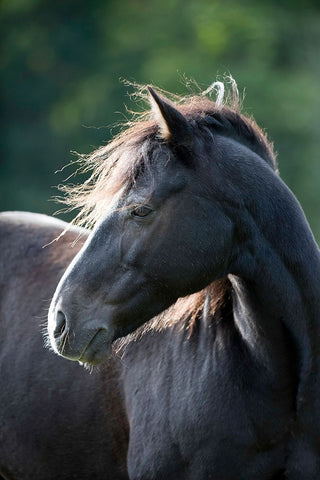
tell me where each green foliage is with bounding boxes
[1,0,320,240]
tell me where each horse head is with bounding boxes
[48,85,275,364]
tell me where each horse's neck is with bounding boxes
[227,169,320,354]
[230,237,320,366]
[228,180,320,473]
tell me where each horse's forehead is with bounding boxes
[130,149,188,199]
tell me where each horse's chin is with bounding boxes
[57,328,114,365]
[83,328,113,363]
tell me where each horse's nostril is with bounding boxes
[54,310,67,339]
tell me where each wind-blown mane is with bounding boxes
[60,80,276,228]
[59,80,277,339]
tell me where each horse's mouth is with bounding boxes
[77,328,113,365]
[57,328,112,365]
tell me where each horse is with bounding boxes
[0,212,129,479]
[1,82,320,479]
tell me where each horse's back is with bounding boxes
[0,212,128,479]
[0,211,82,278]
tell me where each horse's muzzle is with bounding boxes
[48,306,114,365]
[53,310,68,339]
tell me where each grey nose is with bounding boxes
[53,310,68,340]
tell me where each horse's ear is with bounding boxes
[148,86,192,147]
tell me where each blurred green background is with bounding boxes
[1,0,320,241]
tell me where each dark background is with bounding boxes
[1,0,320,241]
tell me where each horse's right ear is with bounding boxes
[148,87,193,148]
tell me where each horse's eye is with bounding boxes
[131,205,153,218]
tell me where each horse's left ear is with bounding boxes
[148,86,193,148]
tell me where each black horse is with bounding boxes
[0,213,128,479]
[1,83,320,479]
